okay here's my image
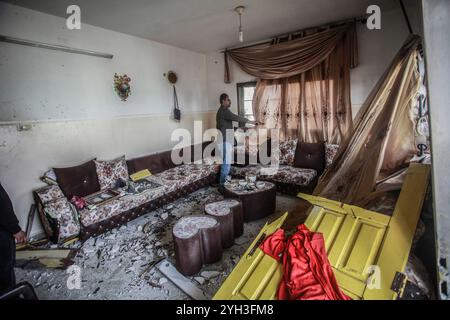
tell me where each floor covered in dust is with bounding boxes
[15,187,301,300]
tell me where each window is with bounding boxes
[237,81,257,125]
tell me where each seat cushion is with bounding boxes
[294,142,325,173]
[232,164,317,187]
[149,163,214,194]
[261,165,317,186]
[54,160,101,199]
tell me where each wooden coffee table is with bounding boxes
[223,180,276,222]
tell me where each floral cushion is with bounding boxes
[231,165,317,186]
[35,185,65,204]
[44,198,80,241]
[279,138,298,165]
[79,163,217,227]
[325,143,340,167]
[94,156,129,190]
[149,163,216,194]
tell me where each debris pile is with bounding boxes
[15,187,277,300]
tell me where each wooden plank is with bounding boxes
[363,163,430,299]
[156,259,208,300]
[15,249,76,269]
[16,249,73,260]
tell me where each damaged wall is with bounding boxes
[205,2,420,117]
[0,2,215,237]
[422,0,450,300]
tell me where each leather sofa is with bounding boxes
[230,139,339,196]
[33,142,219,243]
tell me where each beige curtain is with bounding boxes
[225,23,358,82]
[252,28,353,143]
[313,35,422,205]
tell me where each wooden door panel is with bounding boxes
[213,164,430,300]
[338,220,386,281]
[213,213,288,300]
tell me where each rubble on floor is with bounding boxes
[15,187,295,300]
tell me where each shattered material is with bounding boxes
[15,187,296,300]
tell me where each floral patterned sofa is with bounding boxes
[231,139,339,196]
[33,142,219,243]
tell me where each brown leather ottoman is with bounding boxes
[172,215,223,276]
[204,199,244,248]
[223,180,276,222]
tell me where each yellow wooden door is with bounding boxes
[213,163,430,300]
[300,163,430,300]
[299,194,390,299]
[213,212,288,300]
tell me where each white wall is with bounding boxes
[0,2,214,237]
[206,6,414,117]
[0,2,210,121]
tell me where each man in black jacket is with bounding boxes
[0,182,27,293]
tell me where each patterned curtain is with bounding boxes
[252,26,355,143]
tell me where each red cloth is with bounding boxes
[259,224,351,300]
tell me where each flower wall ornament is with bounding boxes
[114,73,131,101]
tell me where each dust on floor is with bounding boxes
[15,187,301,300]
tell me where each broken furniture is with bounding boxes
[33,142,219,243]
[223,180,276,222]
[214,163,430,300]
[172,215,223,276]
[231,140,338,196]
[15,248,76,269]
[204,199,244,248]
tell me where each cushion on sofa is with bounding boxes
[325,143,340,167]
[127,150,177,175]
[294,141,325,173]
[279,138,298,165]
[261,165,317,186]
[231,164,317,187]
[35,185,65,205]
[94,156,129,190]
[44,198,80,241]
[54,160,101,199]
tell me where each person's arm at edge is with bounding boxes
[0,184,27,243]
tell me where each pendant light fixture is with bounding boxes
[235,6,245,43]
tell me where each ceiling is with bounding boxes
[1,0,398,53]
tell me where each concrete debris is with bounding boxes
[234,236,248,246]
[194,277,205,285]
[200,271,220,280]
[13,187,292,300]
